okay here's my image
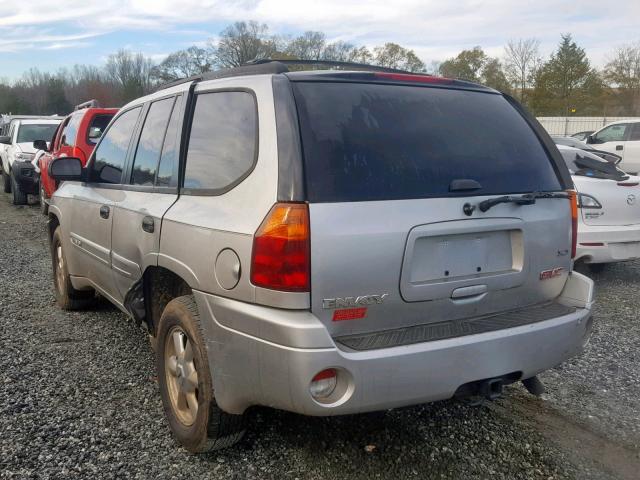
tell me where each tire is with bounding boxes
[51,227,95,310]
[588,263,607,273]
[156,295,245,452]
[3,169,11,193]
[40,185,49,215]
[11,174,27,205]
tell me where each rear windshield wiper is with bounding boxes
[469,192,569,214]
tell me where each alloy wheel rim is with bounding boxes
[164,326,199,426]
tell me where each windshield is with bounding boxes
[17,124,60,144]
[293,82,561,202]
[559,148,627,180]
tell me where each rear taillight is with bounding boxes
[568,190,578,259]
[250,203,310,292]
[373,72,454,84]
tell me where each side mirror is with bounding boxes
[49,157,84,182]
[585,135,595,145]
[0,136,11,145]
[33,139,48,151]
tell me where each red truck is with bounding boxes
[38,100,118,213]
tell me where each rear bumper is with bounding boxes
[12,162,39,194]
[577,222,640,263]
[195,272,594,416]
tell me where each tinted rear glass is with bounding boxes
[292,83,561,202]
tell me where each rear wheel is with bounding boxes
[3,169,11,193]
[51,227,95,310]
[11,174,27,205]
[157,295,245,452]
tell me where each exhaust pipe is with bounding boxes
[522,376,546,396]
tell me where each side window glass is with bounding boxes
[594,124,628,143]
[56,117,71,149]
[90,107,141,184]
[156,96,182,187]
[184,91,257,191]
[61,114,81,147]
[131,97,175,186]
[630,124,640,141]
[87,114,113,144]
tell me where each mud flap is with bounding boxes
[123,278,147,330]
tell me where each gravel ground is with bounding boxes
[0,195,639,480]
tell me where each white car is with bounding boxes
[0,119,60,200]
[586,120,640,174]
[558,145,640,270]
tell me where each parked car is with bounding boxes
[37,100,117,214]
[552,135,622,164]
[558,144,640,271]
[586,120,640,174]
[46,61,594,452]
[0,115,59,179]
[570,130,594,141]
[0,118,61,204]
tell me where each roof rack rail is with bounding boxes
[154,58,425,93]
[244,58,417,74]
[74,99,100,110]
[155,61,290,92]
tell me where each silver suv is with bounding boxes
[47,61,595,452]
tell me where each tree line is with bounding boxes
[1,21,639,117]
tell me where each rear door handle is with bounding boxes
[616,145,624,151]
[99,205,110,219]
[141,216,154,233]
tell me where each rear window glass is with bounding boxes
[292,83,561,202]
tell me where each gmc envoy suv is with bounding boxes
[47,60,595,452]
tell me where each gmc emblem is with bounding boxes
[539,268,564,280]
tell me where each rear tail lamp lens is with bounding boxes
[309,369,337,399]
[250,203,310,292]
[568,190,578,259]
[373,72,454,84]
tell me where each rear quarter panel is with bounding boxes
[159,75,308,308]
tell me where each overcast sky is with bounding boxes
[1,0,639,79]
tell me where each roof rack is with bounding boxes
[74,99,100,110]
[244,58,416,74]
[155,61,289,92]
[154,58,424,92]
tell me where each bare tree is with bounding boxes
[373,43,425,72]
[105,49,155,102]
[504,38,541,103]
[210,21,277,67]
[285,31,327,60]
[604,43,640,115]
[153,46,212,82]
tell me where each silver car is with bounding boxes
[47,61,595,452]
